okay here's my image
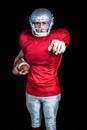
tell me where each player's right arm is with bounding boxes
[13,50,24,66]
[12,50,28,76]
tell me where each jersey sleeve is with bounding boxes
[52,28,70,46]
[19,30,31,53]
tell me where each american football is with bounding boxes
[16,58,30,72]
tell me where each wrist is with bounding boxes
[14,57,25,67]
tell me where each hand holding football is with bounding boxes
[18,61,30,72]
[15,58,30,72]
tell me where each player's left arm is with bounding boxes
[48,40,66,55]
[48,29,70,55]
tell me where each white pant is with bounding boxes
[26,93,61,130]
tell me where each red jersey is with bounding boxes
[19,28,70,96]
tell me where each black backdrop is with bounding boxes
[1,0,84,130]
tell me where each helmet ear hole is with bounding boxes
[29,8,54,37]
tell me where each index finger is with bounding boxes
[48,40,55,51]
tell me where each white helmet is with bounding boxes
[29,8,54,37]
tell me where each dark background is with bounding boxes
[1,0,85,130]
